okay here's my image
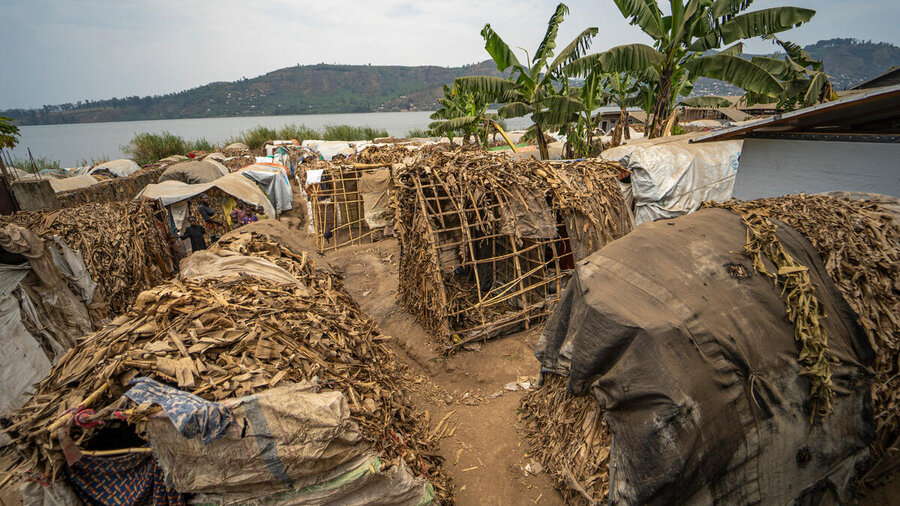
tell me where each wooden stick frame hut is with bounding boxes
[309,162,393,253]
[394,149,633,351]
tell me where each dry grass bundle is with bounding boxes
[0,230,450,500]
[55,167,165,208]
[0,199,175,314]
[520,375,610,505]
[393,148,632,350]
[707,195,900,484]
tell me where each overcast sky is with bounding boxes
[2,0,898,109]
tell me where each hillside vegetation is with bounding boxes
[3,38,897,126]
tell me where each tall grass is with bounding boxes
[322,125,388,141]
[276,124,319,142]
[7,155,61,173]
[405,128,430,138]
[123,132,218,165]
[124,123,394,165]
[229,123,390,148]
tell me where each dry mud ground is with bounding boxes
[311,231,564,505]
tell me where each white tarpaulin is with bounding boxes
[137,172,276,217]
[0,294,52,415]
[237,163,293,213]
[601,136,742,225]
[48,175,98,193]
[89,159,141,178]
[301,140,355,161]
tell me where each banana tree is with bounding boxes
[428,84,498,148]
[455,3,598,159]
[743,35,837,110]
[568,0,815,138]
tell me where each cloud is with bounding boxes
[1,0,897,109]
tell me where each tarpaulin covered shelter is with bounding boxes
[158,160,227,185]
[237,163,293,214]
[137,172,276,218]
[86,159,141,179]
[48,175,98,193]
[395,148,634,349]
[526,203,894,504]
[601,135,742,225]
[0,225,95,415]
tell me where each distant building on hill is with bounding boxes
[849,66,900,91]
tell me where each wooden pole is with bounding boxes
[46,382,109,435]
[491,121,518,153]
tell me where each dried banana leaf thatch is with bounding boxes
[520,375,611,505]
[355,144,420,165]
[55,167,165,208]
[393,147,632,349]
[0,231,449,500]
[0,199,174,314]
[707,195,900,485]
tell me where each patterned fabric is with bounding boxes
[125,377,232,444]
[66,453,185,506]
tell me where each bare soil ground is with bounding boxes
[320,238,564,505]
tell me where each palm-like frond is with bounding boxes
[533,3,570,68]
[480,24,523,73]
[686,54,784,96]
[613,0,666,39]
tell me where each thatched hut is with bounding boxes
[394,148,633,350]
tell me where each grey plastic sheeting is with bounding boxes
[536,208,874,504]
[601,138,741,225]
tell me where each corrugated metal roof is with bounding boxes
[691,84,900,143]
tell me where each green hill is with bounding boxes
[3,60,503,125]
[4,38,898,125]
[693,38,900,96]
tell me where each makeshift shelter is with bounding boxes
[395,148,633,349]
[139,172,276,218]
[1,226,447,504]
[0,199,175,315]
[86,159,141,179]
[55,167,166,208]
[48,175,98,193]
[237,163,293,214]
[522,195,899,503]
[0,225,95,414]
[158,160,227,185]
[601,134,742,225]
[306,161,394,252]
[222,142,249,157]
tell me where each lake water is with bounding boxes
[10,111,533,167]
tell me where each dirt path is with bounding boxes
[322,238,564,505]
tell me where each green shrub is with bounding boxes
[276,124,319,142]
[188,138,216,152]
[405,128,430,138]
[322,125,388,141]
[123,132,189,165]
[232,126,278,150]
[8,155,61,173]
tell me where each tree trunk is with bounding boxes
[611,104,628,148]
[649,64,675,138]
[535,123,549,161]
